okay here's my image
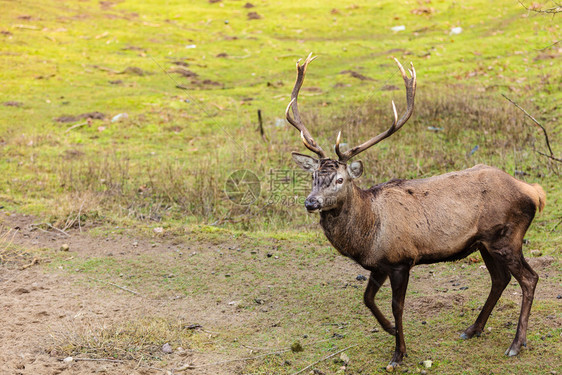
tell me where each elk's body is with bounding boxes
[286,54,546,368]
[320,164,545,268]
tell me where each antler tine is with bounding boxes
[286,53,327,159]
[337,58,417,162]
[334,130,344,160]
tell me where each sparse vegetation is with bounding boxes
[47,317,197,360]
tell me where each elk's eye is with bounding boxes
[336,178,344,184]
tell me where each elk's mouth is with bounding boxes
[304,196,321,212]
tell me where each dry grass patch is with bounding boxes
[47,316,199,361]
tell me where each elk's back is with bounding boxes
[371,164,543,265]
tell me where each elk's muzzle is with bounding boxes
[305,196,322,212]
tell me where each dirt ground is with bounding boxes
[1,212,560,375]
[0,213,244,375]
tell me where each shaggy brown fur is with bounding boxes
[295,157,545,367]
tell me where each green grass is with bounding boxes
[1,0,560,236]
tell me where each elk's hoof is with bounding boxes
[386,362,399,372]
[460,327,481,340]
[505,341,526,356]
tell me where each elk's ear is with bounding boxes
[292,152,319,173]
[347,160,363,179]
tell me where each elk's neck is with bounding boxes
[319,184,378,263]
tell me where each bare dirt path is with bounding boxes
[0,213,242,375]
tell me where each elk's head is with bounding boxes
[287,53,416,212]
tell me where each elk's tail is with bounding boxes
[531,183,546,213]
[518,181,546,214]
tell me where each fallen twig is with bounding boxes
[30,223,70,237]
[502,94,561,163]
[291,344,358,375]
[537,40,560,51]
[20,258,39,270]
[518,0,562,14]
[65,122,88,133]
[72,358,125,363]
[87,276,141,296]
[551,217,562,232]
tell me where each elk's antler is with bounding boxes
[286,53,328,159]
[335,58,417,162]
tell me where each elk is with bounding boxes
[286,53,546,369]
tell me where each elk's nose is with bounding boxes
[305,196,321,212]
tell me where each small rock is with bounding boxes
[421,370,427,375]
[421,321,427,325]
[162,343,173,354]
[459,286,469,290]
[111,113,129,122]
[132,241,138,247]
[557,295,562,299]
[153,227,164,234]
[63,356,73,363]
[450,26,463,35]
[386,364,395,372]
[356,274,367,281]
[340,352,350,364]
[530,249,542,257]
[422,360,432,368]
[60,244,70,251]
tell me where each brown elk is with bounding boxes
[286,53,546,369]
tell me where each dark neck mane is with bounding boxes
[319,184,379,262]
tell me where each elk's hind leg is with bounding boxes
[504,254,538,356]
[388,264,411,367]
[364,270,395,335]
[461,248,511,339]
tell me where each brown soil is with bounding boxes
[1,212,559,374]
[0,213,241,375]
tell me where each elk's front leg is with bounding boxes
[388,264,411,367]
[364,270,395,335]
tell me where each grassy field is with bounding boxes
[1,0,561,374]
